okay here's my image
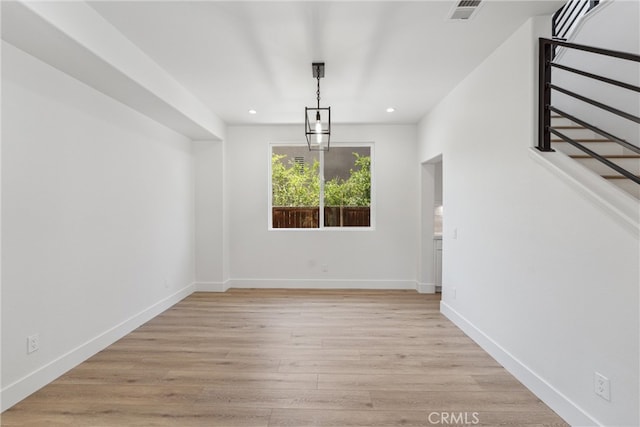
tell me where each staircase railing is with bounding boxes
[538,38,640,186]
[552,0,599,42]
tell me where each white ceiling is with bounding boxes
[87,1,563,126]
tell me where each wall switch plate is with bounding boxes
[594,372,610,401]
[27,334,40,354]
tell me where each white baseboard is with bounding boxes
[228,278,417,290]
[417,282,436,294]
[0,283,195,412]
[440,301,600,427]
[195,281,230,292]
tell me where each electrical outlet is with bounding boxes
[164,278,169,289]
[453,288,457,299]
[321,264,329,273]
[27,334,40,354]
[594,372,610,401]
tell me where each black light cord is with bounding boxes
[316,64,321,109]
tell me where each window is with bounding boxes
[270,144,372,229]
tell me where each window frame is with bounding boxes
[268,141,375,231]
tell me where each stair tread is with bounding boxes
[552,125,586,129]
[602,175,640,180]
[552,139,612,142]
[570,155,640,159]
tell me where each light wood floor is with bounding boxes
[2,289,568,426]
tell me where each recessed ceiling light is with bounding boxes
[386,107,395,113]
[248,109,257,115]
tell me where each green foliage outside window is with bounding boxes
[271,152,370,207]
[271,154,320,206]
[324,153,371,207]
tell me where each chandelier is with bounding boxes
[305,62,331,151]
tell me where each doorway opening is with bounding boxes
[419,156,443,294]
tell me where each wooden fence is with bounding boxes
[272,207,370,228]
[324,206,370,227]
[272,207,319,228]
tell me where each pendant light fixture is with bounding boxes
[305,62,331,151]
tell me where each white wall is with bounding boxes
[418,15,639,427]
[553,0,640,146]
[1,42,196,410]
[194,140,227,290]
[226,124,419,289]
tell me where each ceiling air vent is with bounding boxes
[448,0,482,20]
